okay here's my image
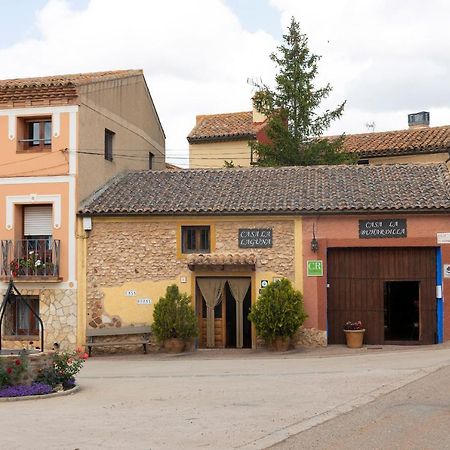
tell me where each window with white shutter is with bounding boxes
[23,205,53,237]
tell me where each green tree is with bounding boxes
[251,17,356,166]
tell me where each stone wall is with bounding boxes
[215,220,295,279]
[86,219,296,331]
[256,327,327,349]
[2,288,77,351]
[0,351,54,385]
[87,221,184,328]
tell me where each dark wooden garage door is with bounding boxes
[327,247,436,345]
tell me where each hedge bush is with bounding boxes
[152,284,198,341]
[248,278,307,342]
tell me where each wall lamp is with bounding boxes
[311,224,319,253]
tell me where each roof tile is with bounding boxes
[80,163,450,215]
[0,70,143,104]
[187,111,262,143]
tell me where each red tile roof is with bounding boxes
[0,70,143,105]
[188,109,450,157]
[342,125,450,157]
[187,111,265,143]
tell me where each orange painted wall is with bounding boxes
[0,113,70,177]
[302,214,450,340]
[0,183,70,281]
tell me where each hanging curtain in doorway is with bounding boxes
[197,278,226,347]
[227,278,251,348]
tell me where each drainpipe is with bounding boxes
[436,248,444,344]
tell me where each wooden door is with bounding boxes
[327,247,436,345]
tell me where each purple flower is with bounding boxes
[0,382,53,398]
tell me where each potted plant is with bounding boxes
[152,284,198,353]
[343,321,365,348]
[248,279,307,351]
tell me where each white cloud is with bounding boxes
[270,0,450,133]
[0,0,277,164]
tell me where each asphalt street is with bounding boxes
[273,364,450,450]
[1,347,450,449]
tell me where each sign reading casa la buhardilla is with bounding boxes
[238,229,273,248]
[359,219,407,239]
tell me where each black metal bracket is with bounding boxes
[0,279,44,352]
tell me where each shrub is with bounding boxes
[0,351,29,388]
[152,284,198,342]
[35,349,87,389]
[248,278,307,342]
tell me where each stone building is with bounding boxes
[79,163,450,348]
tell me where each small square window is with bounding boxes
[19,118,52,151]
[105,129,115,161]
[181,226,210,253]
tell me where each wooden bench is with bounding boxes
[86,326,152,356]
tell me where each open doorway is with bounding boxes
[196,277,252,349]
[384,281,420,341]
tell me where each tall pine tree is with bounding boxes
[251,17,355,166]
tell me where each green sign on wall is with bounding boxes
[307,260,323,277]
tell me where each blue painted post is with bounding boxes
[436,248,444,344]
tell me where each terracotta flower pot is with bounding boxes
[344,329,365,348]
[164,338,185,353]
[269,336,290,352]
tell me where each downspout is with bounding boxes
[436,247,444,344]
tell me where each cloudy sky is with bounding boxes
[1,0,450,165]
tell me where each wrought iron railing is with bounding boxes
[1,239,60,278]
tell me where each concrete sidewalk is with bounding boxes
[2,346,450,450]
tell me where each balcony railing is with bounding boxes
[1,239,60,280]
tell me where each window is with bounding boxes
[149,152,154,170]
[23,205,53,238]
[105,129,115,161]
[19,118,51,151]
[181,226,210,253]
[7,296,40,336]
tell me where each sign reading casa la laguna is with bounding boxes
[239,229,273,248]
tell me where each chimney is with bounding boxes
[252,94,267,123]
[408,111,430,129]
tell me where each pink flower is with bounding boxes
[67,358,73,364]
[82,353,88,360]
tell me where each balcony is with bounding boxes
[1,239,61,281]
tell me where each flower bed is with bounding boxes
[0,382,53,398]
[0,348,87,399]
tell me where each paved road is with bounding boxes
[272,363,450,450]
[1,347,450,449]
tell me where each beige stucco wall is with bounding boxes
[367,152,448,165]
[77,75,166,203]
[189,140,252,168]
